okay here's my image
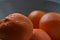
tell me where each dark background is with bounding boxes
[0,0,60,19]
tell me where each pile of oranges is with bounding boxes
[0,10,60,40]
[28,10,60,40]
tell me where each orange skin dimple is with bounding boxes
[30,29,51,40]
[39,12,60,40]
[28,10,45,28]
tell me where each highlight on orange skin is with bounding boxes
[39,12,60,40]
[30,29,51,40]
[0,13,33,40]
[28,10,45,28]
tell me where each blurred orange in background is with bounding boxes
[28,10,45,28]
[30,29,51,40]
[39,12,60,40]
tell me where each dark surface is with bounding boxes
[0,0,60,19]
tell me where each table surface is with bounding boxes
[0,0,60,19]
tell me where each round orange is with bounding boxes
[30,29,51,40]
[28,10,45,28]
[0,13,33,40]
[39,12,60,40]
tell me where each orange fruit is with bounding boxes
[30,29,51,40]
[39,12,60,40]
[28,10,45,28]
[0,13,33,40]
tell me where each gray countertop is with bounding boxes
[0,0,60,19]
